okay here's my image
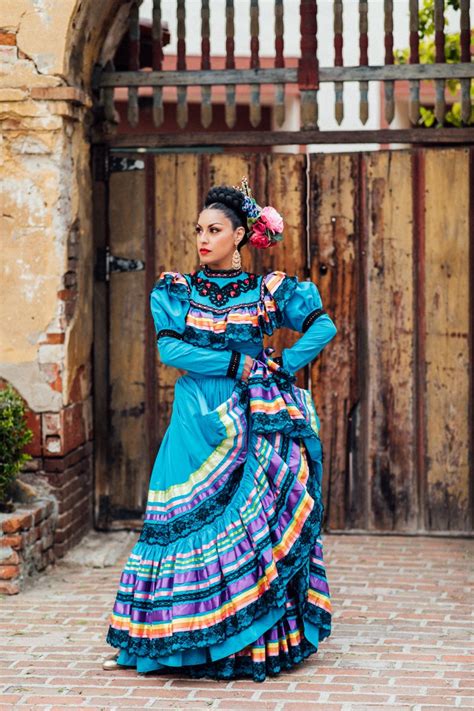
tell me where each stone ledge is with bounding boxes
[0,498,57,595]
[30,86,92,108]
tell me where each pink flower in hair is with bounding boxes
[259,206,284,234]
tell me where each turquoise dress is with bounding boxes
[106,264,337,682]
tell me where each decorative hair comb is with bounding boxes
[233,176,284,249]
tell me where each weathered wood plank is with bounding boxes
[253,154,306,388]
[103,128,474,149]
[108,169,147,514]
[365,151,417,531]
[92,173,110,527]
[423,148,470,530]
[154,154,201,443]
[412,148,427,531]
[353,152,370,530]
[309,153,358,530]
[97,63,474,88]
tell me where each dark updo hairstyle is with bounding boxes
[203,185,250,250]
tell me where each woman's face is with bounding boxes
[195,208,245,269]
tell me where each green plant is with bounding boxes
[394,0,474,127]
[0,384,33,510]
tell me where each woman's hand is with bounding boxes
[240,354,255,381]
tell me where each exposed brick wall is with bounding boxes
[3,380,94,566]
[21,441,93,561]
[41,441,93,558]
[0,500,57,594]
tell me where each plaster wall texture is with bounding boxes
[0,0,129,559]
[0,0,121,417]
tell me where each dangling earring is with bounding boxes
[232,247,241,270]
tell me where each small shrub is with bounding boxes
[0,384,33,510]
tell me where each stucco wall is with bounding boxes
[0,0,129,554]
[0,0,125,418]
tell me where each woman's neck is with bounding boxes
[200,263,243,277]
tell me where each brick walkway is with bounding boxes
[0,533,472,711]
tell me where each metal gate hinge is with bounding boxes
[95,246,145,282]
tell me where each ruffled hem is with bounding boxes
[113,591,330,682]
[105,350,331,680]
[106,482,324,658]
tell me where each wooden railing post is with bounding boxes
[176,0,188,128]
[225,0,236,129]
[127,0,140,127]
[298,0,319,130]
[459,0,471,124]
[249,0,261,128]
[359,1,369,125]
[201,0,212,128]
[334,0,344,125]
[152,0,163,127]
[434,0,446,124]
[383,0,395,124]
[274,0,285,127]
[408,0,420,126]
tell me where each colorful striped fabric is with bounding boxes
[107,358,332,680]
[106,268,333,682]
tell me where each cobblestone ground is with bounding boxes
[0,533,472,711]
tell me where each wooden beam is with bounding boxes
[100,128,474,148]
[96,63,474,88]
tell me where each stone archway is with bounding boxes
[0,0,135,559]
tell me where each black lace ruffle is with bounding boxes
[106,485,325,659]
[138,463,244,546]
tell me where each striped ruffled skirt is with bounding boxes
[106,359,332,682]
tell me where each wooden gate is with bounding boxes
[93,147,472,534]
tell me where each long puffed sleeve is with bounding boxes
[278,277,337,375]
[150,272,246,379]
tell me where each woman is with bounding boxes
[103,180,337,682]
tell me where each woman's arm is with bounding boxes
[277,278,337,375]
[150,276,252,380]
[156,331,252,380]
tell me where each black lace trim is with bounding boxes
[138,463,244,546]
[189,271,259,306]
[226,350,241,379]
[106,493,324,659]
[201,265,243,278]
[106,453,331,658]
[302,308,326,333]
[121,448,304,608]
[156,328,183,341]
[183,594,331,682]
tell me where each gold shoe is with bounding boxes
[102,652,120,670]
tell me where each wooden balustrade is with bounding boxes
[94,0,473,140]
